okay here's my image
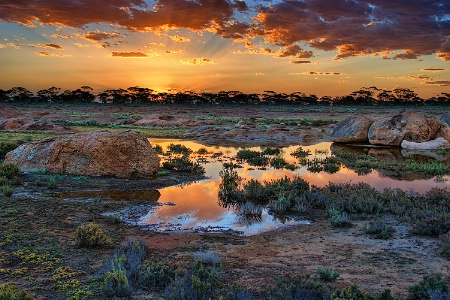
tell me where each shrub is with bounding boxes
[0,141,22,159]
[75,223,109,248]
[0,283,32,300]
[162,156,205,173]
[137,257,176,291]
[153,144,163,154]
[102,256,133,297]
[267,275,328,300]
[411,214,450,236]
[167,143,192,156]
[290,147,311,159]
[47,177,57,189]
[222,284,254,300]
[316,268,341,281]
[0,176,7,185]
[2,184,13,197]
[408,275,450,300]
[331,285,395,300]
[364,219,395,239]
[439,231,450,257]
[193,250,221,266]
[328,209,352,227]
[165,260,222,300]
[262,147,282,156]
[0,163,20,179]
[242,179,267,202]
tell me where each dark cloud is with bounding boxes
[425,81,450,86]
[422,68,446,72]
[278,45,313,58]
[291,60,311,64]
[1,0,449,60]
[254,0,450,60]
[112,51,148,57]
[43,43,64,50]
[81,31,121,41]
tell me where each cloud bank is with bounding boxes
[0,0,449,60]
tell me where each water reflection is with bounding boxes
[135,139,449,235]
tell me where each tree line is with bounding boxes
[0,86,449,106]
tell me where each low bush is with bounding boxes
[193,250,221,266]
[267,275,328,300]
[408,274,450,300]
[167,143,192,156]
[328,209,352,227]
[331,285,395,300]
[47,177,57,189]
[0,163,20,179]
[2,184,13,197]
[290,147,311,159]
[162,156,205,173]
[364,219,395,239]
[0,141,22,159]
[102,256,133,297]
[316,268,341,281]
[137,257,177,291]
[0,283,33,300]
[75,223,110,248]
[165,260,222,300]
[439,231,450,257]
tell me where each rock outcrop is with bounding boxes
[368,112,442,146]
[5,130,160,178]
[331,116,374,142]
[400,137,450,150]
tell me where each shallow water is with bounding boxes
[133,139,450,235]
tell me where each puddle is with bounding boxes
[59,139,450,236]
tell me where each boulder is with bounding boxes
[401,137,450,150]
[435,124,450,142]
[440,114,450,126]
[368,112,442,146]
[331,116,374,143]
[4,130,160,178]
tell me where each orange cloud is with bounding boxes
[112,51,148,57]
[180,58,214,65]
[81,31,121,41]
[291,60,311,64]
[422,68,446,72]
[170,35,190,42]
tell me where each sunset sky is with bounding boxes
[0,0,449,97]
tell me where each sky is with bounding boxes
[0,0,450,98]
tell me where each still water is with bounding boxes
[126,139,450,235]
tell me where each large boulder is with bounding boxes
[4,130,160,178]
[440,114,450,126]
[368,112,442,146]
[401,137,450,150]
[331,116,374,143]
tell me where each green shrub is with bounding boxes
[0,176,7,185]
[103,256,133,297]
[290,146,311,158]
[2,184,13,197]
[331,285,395,300]
[316,268,341,281]
[75,223,109,248]
[153,144,163,154]
[165,261,222,300]
[408,274,450,300]
[267,275,328,300]
[0,163,20,179]
[137,257,176,291]
[0,141,22,159]
[262,147,282,156]
[364,219,395,239]
[439,231,450,257]
[167,143,192,155]
[328,209,352,227]
[162,156,205,173]
[0,283,33,300]
[47,177,57,189]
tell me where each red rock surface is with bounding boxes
[5,130,160,178]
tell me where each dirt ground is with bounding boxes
[1,103,449,299]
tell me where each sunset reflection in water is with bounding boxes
[139,139,450,235]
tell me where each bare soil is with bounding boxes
[1,103,449,299]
